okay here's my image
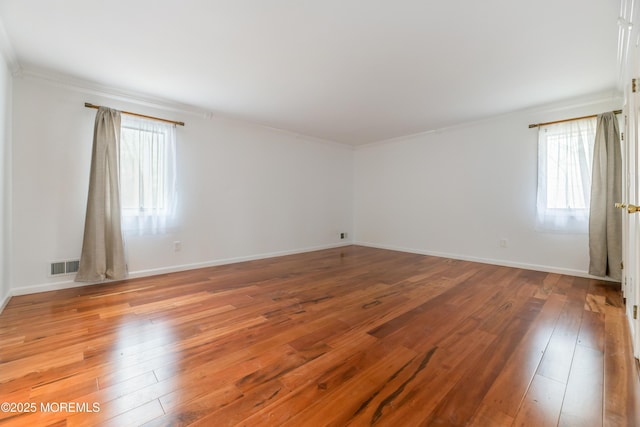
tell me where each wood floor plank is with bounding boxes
[603,303,640,427]
[241,339,382,426]
[141,383,243,427]
[278,344,420,427]
[536,298,583,384]
[558,344,603,427]
[0,344,86,383]
[425,315,533,426]
[578,309,605,352]
[347,319,497,426]
[100,398,165,427]
[511,374,565,427]
[185,379,289,427]
[0,245,637,426]
[468,403,515,427]
[462,292,567,418]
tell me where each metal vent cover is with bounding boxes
[49,260,80,276]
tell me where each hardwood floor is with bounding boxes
[1,245,639,426]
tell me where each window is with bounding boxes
[536,117,596,233]
[120,115,177,235]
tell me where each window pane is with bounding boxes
[120,126,167,211]
[119,116,177,235]
[120,127,141,210]
[535,117,596,233]
[543,125,593,210]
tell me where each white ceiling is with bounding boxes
[0,0,622,145]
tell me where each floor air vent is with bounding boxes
[50,260,80,276]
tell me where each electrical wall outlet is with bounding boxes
[173,241,182,252]
[499,238,508,248]
[340,232,347,239]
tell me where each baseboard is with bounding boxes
[10,276,103,296]
[9,239,616,299]
[9,241,353,297]
[355,241,619,282]
[126,242,352,279]
[0,290,11,313]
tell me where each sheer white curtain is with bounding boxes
[120,115,177,235]
[536,118,597,233]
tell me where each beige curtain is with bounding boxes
[76,107,127,282]
[588,112,622,280]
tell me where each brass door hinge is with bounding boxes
[622,261,624,270]
[634,305,638,319]
[634,78,637,93]
[621,132,625,141]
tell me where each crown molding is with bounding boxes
[356,89,623,149]
[20,65,207,116]
[0,15,22,76]
[18,65,352,150]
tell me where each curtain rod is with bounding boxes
[528,110,622,129]
[84,103,185,126]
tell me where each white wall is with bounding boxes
[6,73,623,296]
[0,50,10,308]
[354,95,621,277]
[10,76,354,293]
